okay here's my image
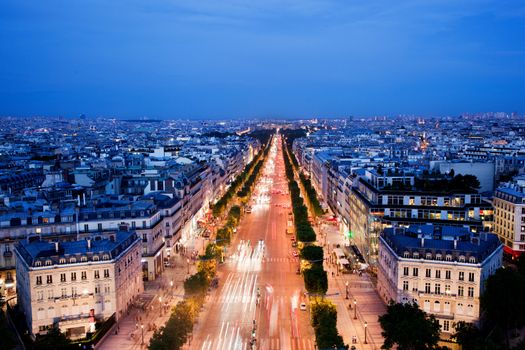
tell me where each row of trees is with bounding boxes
[149,136,273,349]
[282,139,344,349]
[281,133,324,217]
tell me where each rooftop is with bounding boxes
[381,224,502,264]
[15,230,140,268]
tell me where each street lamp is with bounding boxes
[187,258,190,274]
[364,321,368,344]
[170,280,173,290]
[141,324,144,345]
[354,299,357,319]
[345,281,349,299]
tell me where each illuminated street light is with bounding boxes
[364,321,368,344]
[187,258,190,274]
[354,299,357,319]
[345,281,349,299]
[141,324,144,345]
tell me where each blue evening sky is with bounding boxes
[1,0,524,119]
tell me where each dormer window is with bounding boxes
[403,251,410,258]
[413,252,419,259]
[35,261,42,267]
[93,255,99,261]
[70,257,77,263]
[102,254,109,261]
[426,253,432,260]
[59,258,66,264]
[80,256,87,262]
[436,254,442,261]
[45,260,52,266]
[469,256,476,264]
[445,255,452,262]
[459,255,466,263]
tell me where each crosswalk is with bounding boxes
[259,337,315,350]
[262,257,299,263]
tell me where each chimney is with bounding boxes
[421,237,425,247]
[54,242,59,253]
[453,239,457,250]
[87,238,92,250]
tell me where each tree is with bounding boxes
[300,245,324,263]
[310,298,346,349]
[0,309,16,350]
[452,321,503,350]
[378,302,442,350]
[481,267,525,348]
[33,327,71,350]
[303,265,328,295]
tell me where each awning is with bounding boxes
[503,245,522,259]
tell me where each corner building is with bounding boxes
[377,224,502,334]
[15,231,143,339]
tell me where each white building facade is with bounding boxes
[15,231,143,339]
[377,225,502,334]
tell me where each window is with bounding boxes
[102,254,109,260]
[95,286,100,294]
[81,271,87,280]
[72,287,77,296]
[45,260,52,266]
[403,281,409,291]
[59,258,66,264]
[46,275,52,284]
[81,256,87,262]
[36,276,42,285]
[70,257,76,263]
[94,270,100,279]
[435,284,441,294]
[47,290,53,300]
[142,220,147,228]
[403,267,409,276]
[458,286,464,297]
[61,288,67,298]
[433,301,440,312]
[435,270,441,279]
[71,272,77,281]
[424,299,430,311]
[445,285,451,294]
[413,268,418,277]
[436,254,442,261]
[445,255,452,262]
[93,255,99,261]
[37,291,44,301]
[425,283,431,293]
[60,273,66,282]
[468,272,475,282]
[459,271,465,281]
[459,255,466,263]
[443,320,450,332]
[426,269,431,278]
[35,261,42,267]
[98,223,103,231]
[468,287,474,298]
[445,270,451,280]
[84,224,89,232]
[469,256,476,263]
[104,269,110,278]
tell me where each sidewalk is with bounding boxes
[320,222,386,350]
[98,253,198,350]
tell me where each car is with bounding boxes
[292,250,299,257]
[299,303,307,311]
[164,261,172,268]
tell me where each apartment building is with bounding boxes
[15,231,143,339]
[350,169,493,264]
[377,224,502,334]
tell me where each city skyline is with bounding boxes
[1,0,525,118]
